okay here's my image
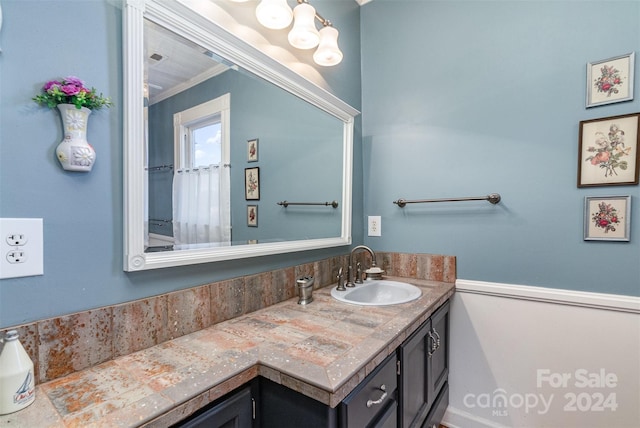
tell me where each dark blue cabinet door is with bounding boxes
[399,319,430,428]
[173,386,252,428]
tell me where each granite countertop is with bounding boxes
[0,277,454,428]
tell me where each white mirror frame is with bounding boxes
[123,0,358,271]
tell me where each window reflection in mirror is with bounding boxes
[143,18,344,253]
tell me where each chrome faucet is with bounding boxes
[346,245,378,287]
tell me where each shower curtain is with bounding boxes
[172,165,231,248]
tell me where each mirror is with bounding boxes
[123,0,359,271]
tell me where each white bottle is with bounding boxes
[0,330,36,415]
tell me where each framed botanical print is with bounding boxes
[247,205,258,227]
[584,196,631,241]
[247,138,259,162]
[586,52,635,108]
[244,167,260,200]
[577,113,640,187]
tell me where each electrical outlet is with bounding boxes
[6,250,27,264]
[368,216,381,237]
[6,234,28,246]
[0,218,44,279]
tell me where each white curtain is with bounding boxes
[172,164,230,248]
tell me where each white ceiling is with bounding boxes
[144,19,230,105]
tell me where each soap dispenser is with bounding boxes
[0,330,35,415]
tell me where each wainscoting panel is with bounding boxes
[443,279,640,428]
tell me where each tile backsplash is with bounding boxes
[1,252,455,384]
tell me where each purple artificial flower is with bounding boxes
[61,84,81,96]
[43,80,61,92]
[64,76,84,87]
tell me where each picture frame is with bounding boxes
[247,205,258,227]
[247,138,259,162]
[584,196,631,241]
[586,52,635,108]
[577,112,640,187]
[244,167,260,200]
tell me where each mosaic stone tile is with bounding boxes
[324,335,387,388]
[256,326,307,351]
[393,252,418,277]
[444,255,457,283]
[207,366,258,402]
[257,365,282,384]
[167,285,211,340]
[286,335,352,367]
[114,341,209,387]
[271,266,295,302]
[416,253,443,281]
[41,361,155,423]
[221,315,278,342]
[172,327,260,357]
[251,305,304,325]
[112,295,168,358]
[244,272,272,313]
[313,255,344,288]
[277,311,335,335]
[258,345,333,391]
[132,392,198,428]
[210,277,245,324]
[141,400,204,428]
[37,307,113,382]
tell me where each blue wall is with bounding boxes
[361,0,640,295]
[0,0,362,327]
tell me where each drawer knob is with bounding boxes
[366,384,387,407]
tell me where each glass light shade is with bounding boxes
[288,3,320,49]
[313,26,343,66]
[256,0,293,30]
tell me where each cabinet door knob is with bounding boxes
[366,384,387,407]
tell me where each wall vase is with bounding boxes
[56,104,96,172]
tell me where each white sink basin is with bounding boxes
[331,280,422,306]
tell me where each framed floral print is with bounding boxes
[586,52,635,108]
[584,196,631,241]
[577,113,640,187]
[245,167,260,200]
[247,138,259,162]
[247,205,258,227]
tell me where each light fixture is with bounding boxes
[235,0,343,67]
[287,2,320,50]
[313,25,342,66]
[256,0,293,30]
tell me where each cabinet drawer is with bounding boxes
[341,353,398,428]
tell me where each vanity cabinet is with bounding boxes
[171,384,253,428]
[398,301,449,428]
[173,300,449,428]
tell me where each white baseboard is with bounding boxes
[443,405,508,428]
